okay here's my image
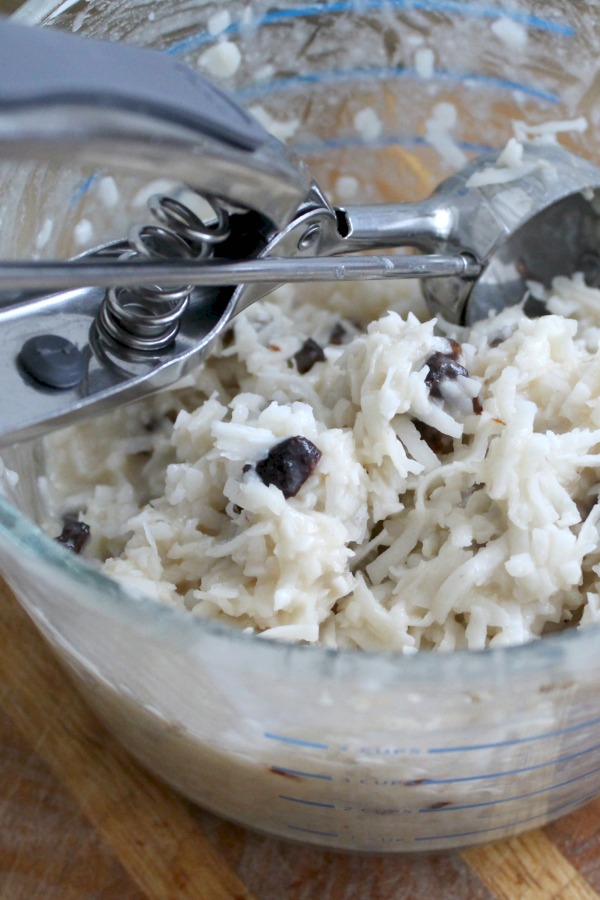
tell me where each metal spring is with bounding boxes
[96,192,231,351]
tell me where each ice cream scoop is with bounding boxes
[0,18,598,444]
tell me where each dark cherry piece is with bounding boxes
[56,519,91,554]
[294,338,326,374]
[255,436,322,498]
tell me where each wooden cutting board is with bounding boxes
[1,575,600,900]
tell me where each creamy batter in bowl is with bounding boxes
[1,0,600,851]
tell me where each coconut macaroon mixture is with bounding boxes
[42,264,600,653]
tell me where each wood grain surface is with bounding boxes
[1,578,600,899]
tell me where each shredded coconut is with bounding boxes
[354,108,383,142]
[44,271,600,653]
[424,103,467,169]
[71,10,87,32]
[35,217,54,250]
[207,10,231,36]
[73,218,94,246]
[414,47,435,79]
[335,175,360,201]
[491,17,528,50]
[248,105,299,142]
[0,459,19,495]
[513,117,588,145]
[97,176,120,208]
[465,137,554,188]
[198,41,241,79]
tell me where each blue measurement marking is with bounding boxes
[165,1,574,57]
[428,713,600,753]
[70,173,97,206]
[264,732,329,750]
[422,742,600,785]
[271,766,333,781]
[414,788,598,842]
[279,794,336,809]
[288,824,339,838]
[418,763,600,812]
[235,67,559,105]
[272,0,574,32]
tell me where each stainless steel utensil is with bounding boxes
[0,18,599,446]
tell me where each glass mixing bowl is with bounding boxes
[1,0,600,853]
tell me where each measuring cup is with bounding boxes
[1,0,600,852]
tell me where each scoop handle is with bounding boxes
[0,17,265,151]
[0,18,309,227]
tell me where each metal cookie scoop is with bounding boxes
[0,19,599,447]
